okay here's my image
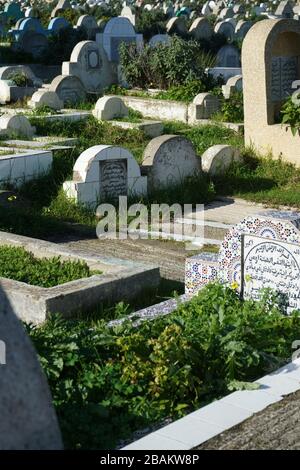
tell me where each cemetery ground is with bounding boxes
[3,114,300,449]
[2,115,300,244]
[2,2,300,453]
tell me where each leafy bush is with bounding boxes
[156,79,216,102]
[213,91,244,123]
[0,245,97,287]
[8,72,33,87]
[281,95,300,136]
[28,283,300,449]
[136,10,167,40]
[119,35,216,90]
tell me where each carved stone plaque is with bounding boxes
[271,56,298,102]
[100,159,128,200]
[242,234,300,313]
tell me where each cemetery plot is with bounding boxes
[2,1,300,452]
[0,231,160,324]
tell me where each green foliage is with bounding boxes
[214,91,244,123]
[46,27,88,64]
[8,72,33,87]
[119,35,217,90]
[28,283,300,449]
[29,105,58,116]
[115,107,144,123]
[281,95,300,136]
[156,79,216,103]
[135,10,167,40]
[213,149,300,206]
[0,245,96,287]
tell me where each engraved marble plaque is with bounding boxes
[100,159,128,200]
[242,234,300,313]
[271,56,298,102]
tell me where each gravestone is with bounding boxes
[4,2,23,21]
[51,0,71,18]
[201,144,241,176]
[166,16,188,35]
[233,4,245,15]
[63,145,147,206]
[76,15,99,39]
[275,1,294,18]
[28,90,63,110]
[193,92,220,119]
[142,135,201,191]
[97,17,143,63]
[149,34,171,47]
[93,96,128,120]
[0,65,41,87]
[17,18,44,34]
[243,19,300,165]
[49,75,86,105]
[47,17,70,33]
[121,5,136,26]
[219,7,234,19]
[222,74,243,99]
[185,210,300,315]
[0,114,34,138]
[62,40,114,93]
[189,17,213,40]
[0,288,63,449]
[235,20,253,39]
[216,44,241,67]
[16,31,48,59]
[214,20,235,42]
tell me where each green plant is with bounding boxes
[28,283,300,449]
[135,10,167,40]
[281,95,300,136]
[213,91,244,123]
[119,36,217,90]
[0,245,98,287]
[114,107,143,123]
[8,72,33,87]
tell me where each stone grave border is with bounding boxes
[0,231,160,324]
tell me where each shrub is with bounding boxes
[119,35,216,90]
[214,91,244,123]
[8,72,33,87]
[135,10,167,40]
[0,245,96,287]
[155,78,219,102]
[28,283,300,449]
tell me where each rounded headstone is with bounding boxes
[201,144,241,176]
[92,96,128,120]
[0,114,34,138]
[142,135,201,190]
[0,290,63,449]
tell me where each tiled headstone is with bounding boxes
[185,210,300,314]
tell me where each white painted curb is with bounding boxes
[122,358,300,450]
